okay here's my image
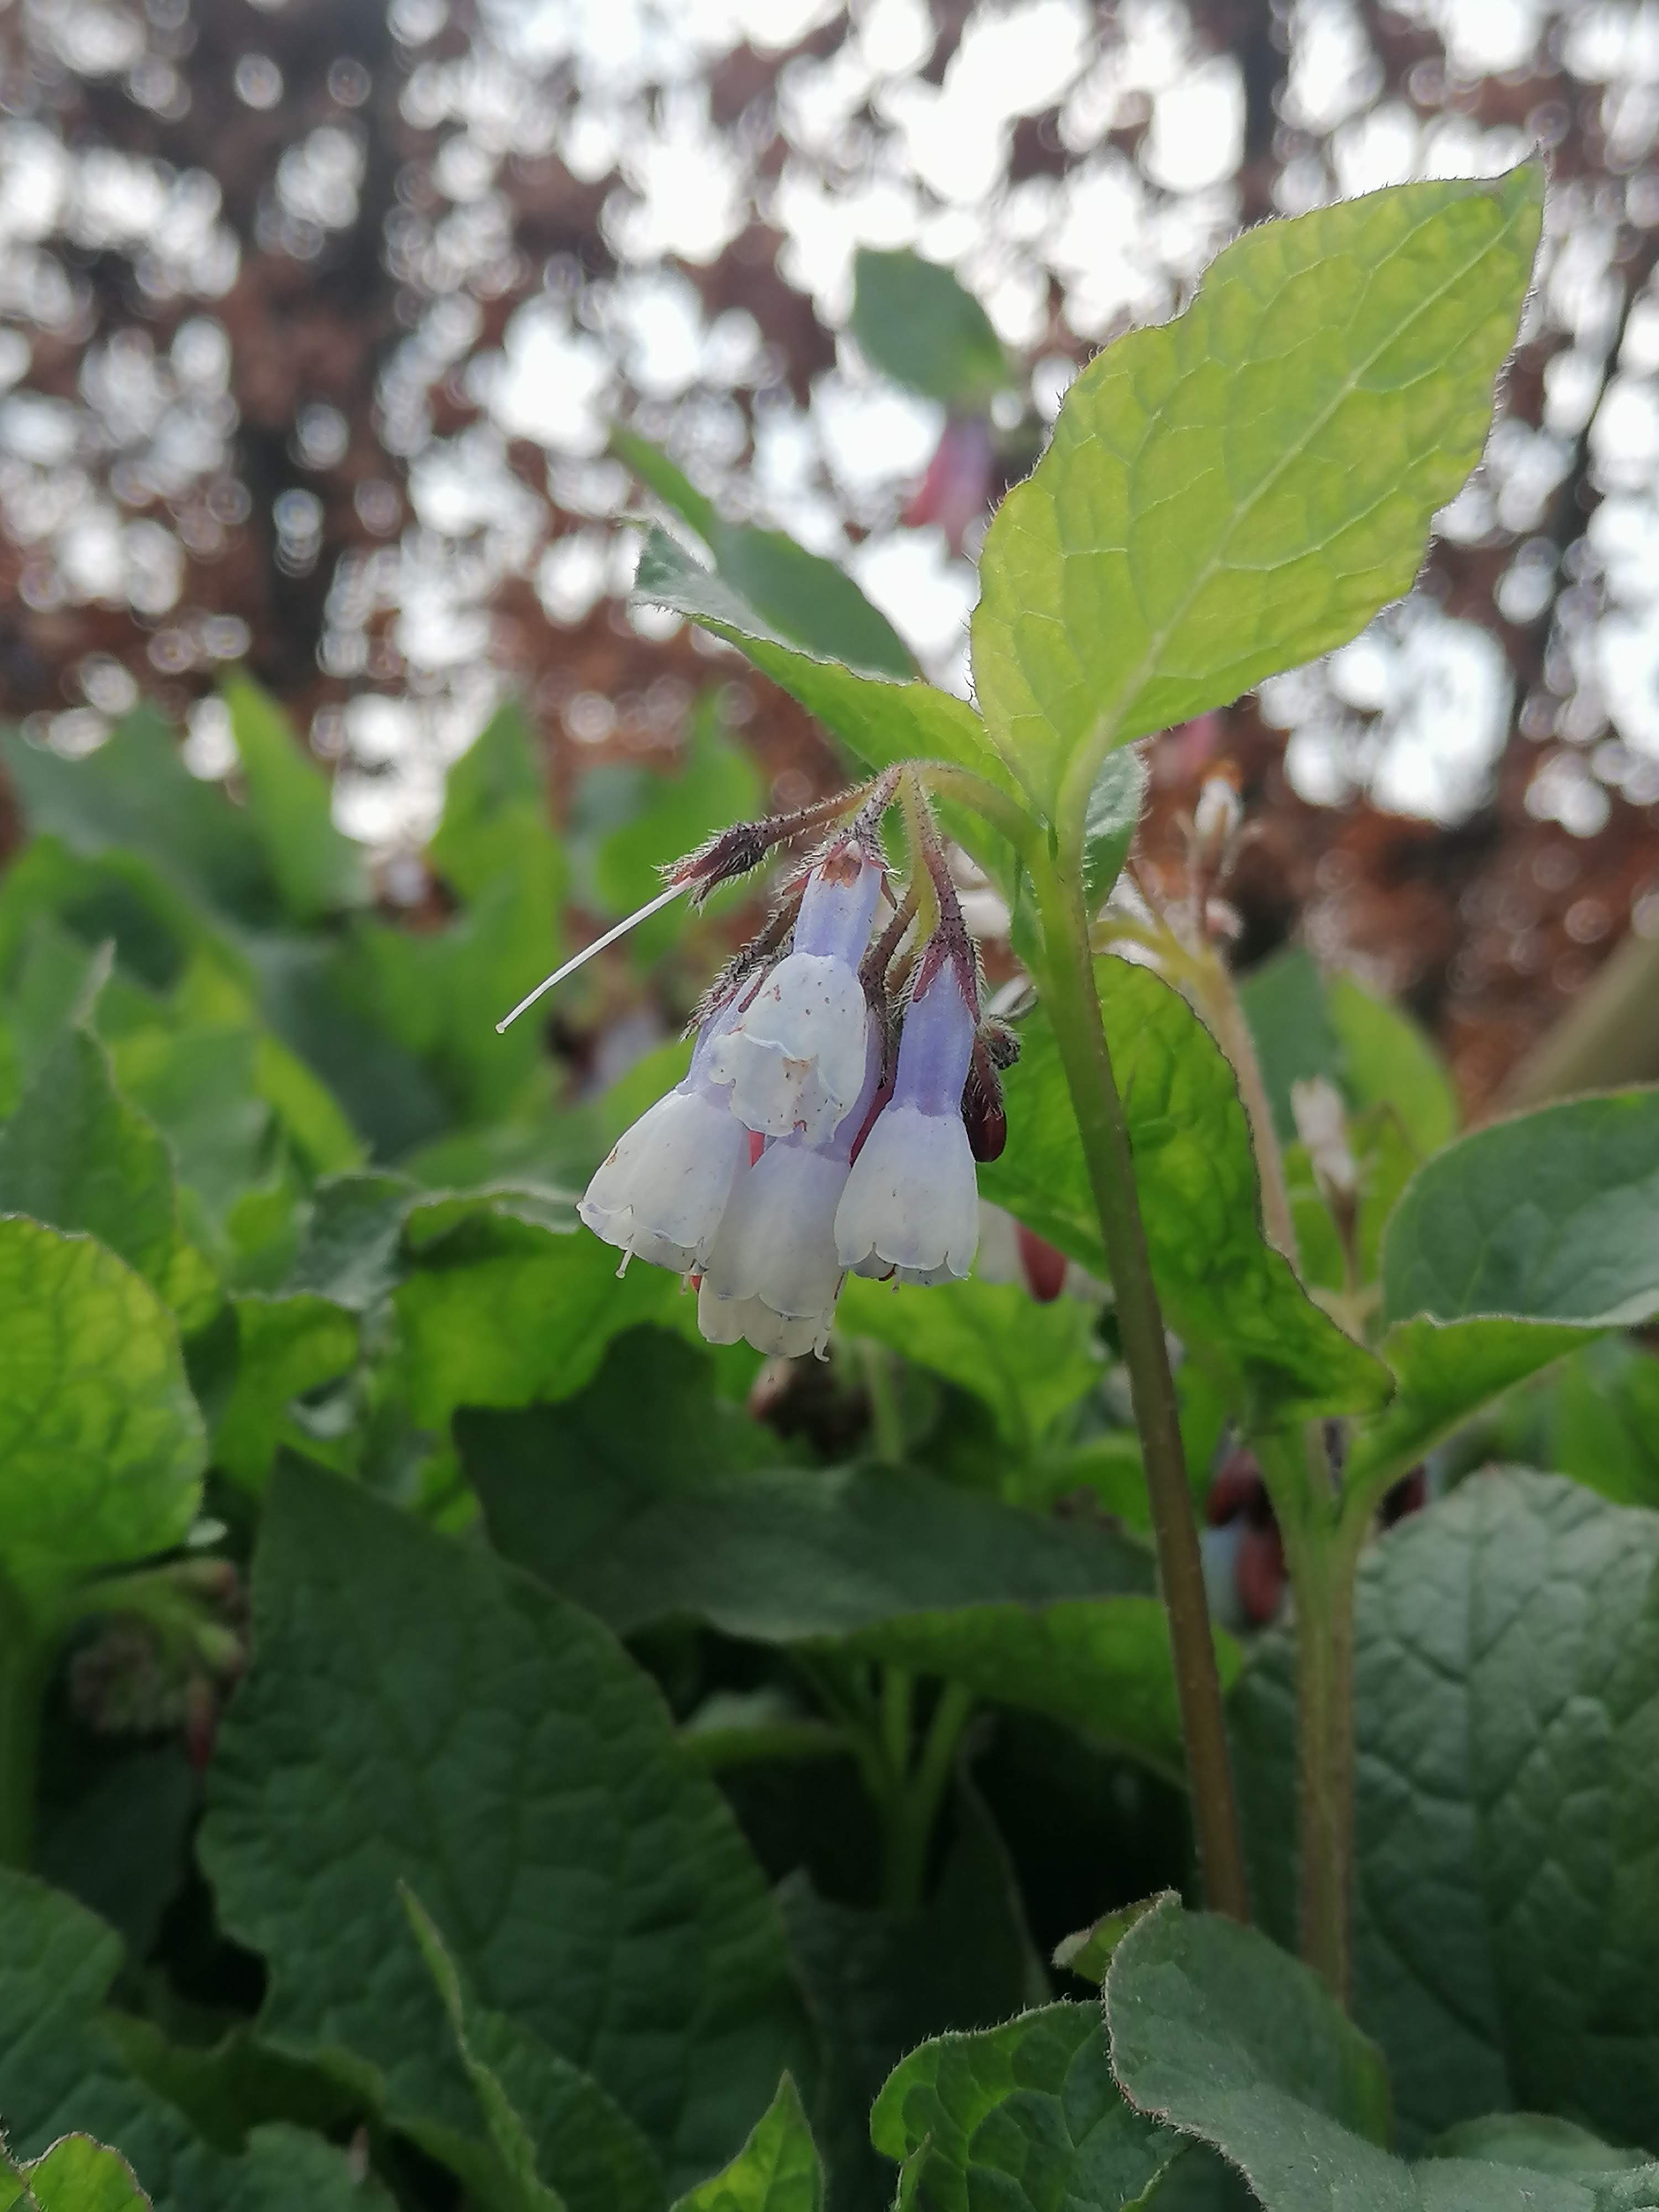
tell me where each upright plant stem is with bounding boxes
[1032,849,1250,1922]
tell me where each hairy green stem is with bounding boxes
[1030,844,1250,1922]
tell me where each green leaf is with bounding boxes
[1238,949,1344,1145]
[211,1293,358,1488]
[1428,2116,1650,2176]
[982,957,1388,1431]
[1347,1089,1659,1499]
[1326,973,1457,1157]
[1,2135,153,2211]
[972,164,1543,815]
[0,1219,204,1600]
[199,1460,816,2195]
[0,713,280,928]
[633,533,1014,797]
[403,1887,665,2212]
[392,1192,680,1434]
[837,1276,1104,1452]
[1082,749,1148,910]
[0,1024,217,1330]
[849,248,1008,410]
[221,676,367,923]
[670,2077,820,2212]
[280,1171,415,1312]
[0,1867,390,2210]
[872,2000,1179,2211]
[1103,1900,1651,2209]
[594,693,764,925]
[1230,1470,1659,2156]
[616,432,912,681]
[1542,1339,1659,1510]
[1051,1893,1167,1986]
[778,1792,1040,2211]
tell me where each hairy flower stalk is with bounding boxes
[508,771,1010,1359]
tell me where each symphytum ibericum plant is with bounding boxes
[504,161,1552,1992]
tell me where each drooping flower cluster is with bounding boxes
[511,771,1012,1360]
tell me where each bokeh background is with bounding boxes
[4,0,1659,1107]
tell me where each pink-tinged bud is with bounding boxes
[1016,1223,1067,1303]
[902,415,996,554]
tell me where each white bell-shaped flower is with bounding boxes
[698,1024,883,1358]
[836,958,979,1287]
[577,1002,749,1275]
[707,841,883,1144]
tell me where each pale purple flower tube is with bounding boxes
[576,998,750,1276]
[834,959,979,1287]
[707,842,884,1144]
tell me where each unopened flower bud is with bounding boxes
[1290,1076,1357,1200]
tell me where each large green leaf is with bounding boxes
[199,1461,816,2195]
[633,533,1011,797]
[0,1218,204,1600]
[837,1276,1104,1452]
[0,1869,388,2210]
[468,1333,1219,1778]
[616,430,911,681]
[403,1888,665,2212]
[1347,1089,1659,1499]
[1105,1897,1659,2210]
[0,713,280,929]
[671,2077,821,2212]
[1231,1472,1659,2156]
[872,2000,1179,2210]
[972,166,1543,815]
[2,2133,153,2210]
[0,1024,217,1329]
[849,248,1008,411]
[210,1293,358,1488]
[981,957,1387,1432]
[221,676,367,924]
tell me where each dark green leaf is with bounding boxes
[221,676,367,923]
[1428,2116,1649,2176]
[404,1887,665,2212]
[1542,1339,1659,1510]
[1238,948,1343,1145]
[670,2077,820,2212]
[0,1024,217,1329]
[1348,1089,1659,1500]
[982,957,1388,1431]
[0,1867,389,2210]
[0,1218,204,1599]
[617,432,912,681]
[1231,1470,1659,2156]
[972,166,1543,814]
[849,248,1007,410]
[199,1461,817,2195]
[872,2000,1178,2211]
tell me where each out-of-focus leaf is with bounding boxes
[615,430,912,681]
[849,248,1008,410]
[1346,1089,1659,1501]
[670,2076,820,2212]
[594,693,763,958]
[972,166,1543,815]
[0,1023,217,1330]
[1542,1338,1659,1510]
[199,1462,817,2196]
[0,1218,204,1600]
[1231,1471,1659,2156]
[1238,948,1343,1145]
[837,1276,1103,1451]
[211,1293,358,1489]
[982,958,1388,1441]
[404,1888,666,2212]
[1326,972,1457,1157]
[221,675,367,924]
[872,2000,1178,2210]
[1428,2117,1649,2176]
